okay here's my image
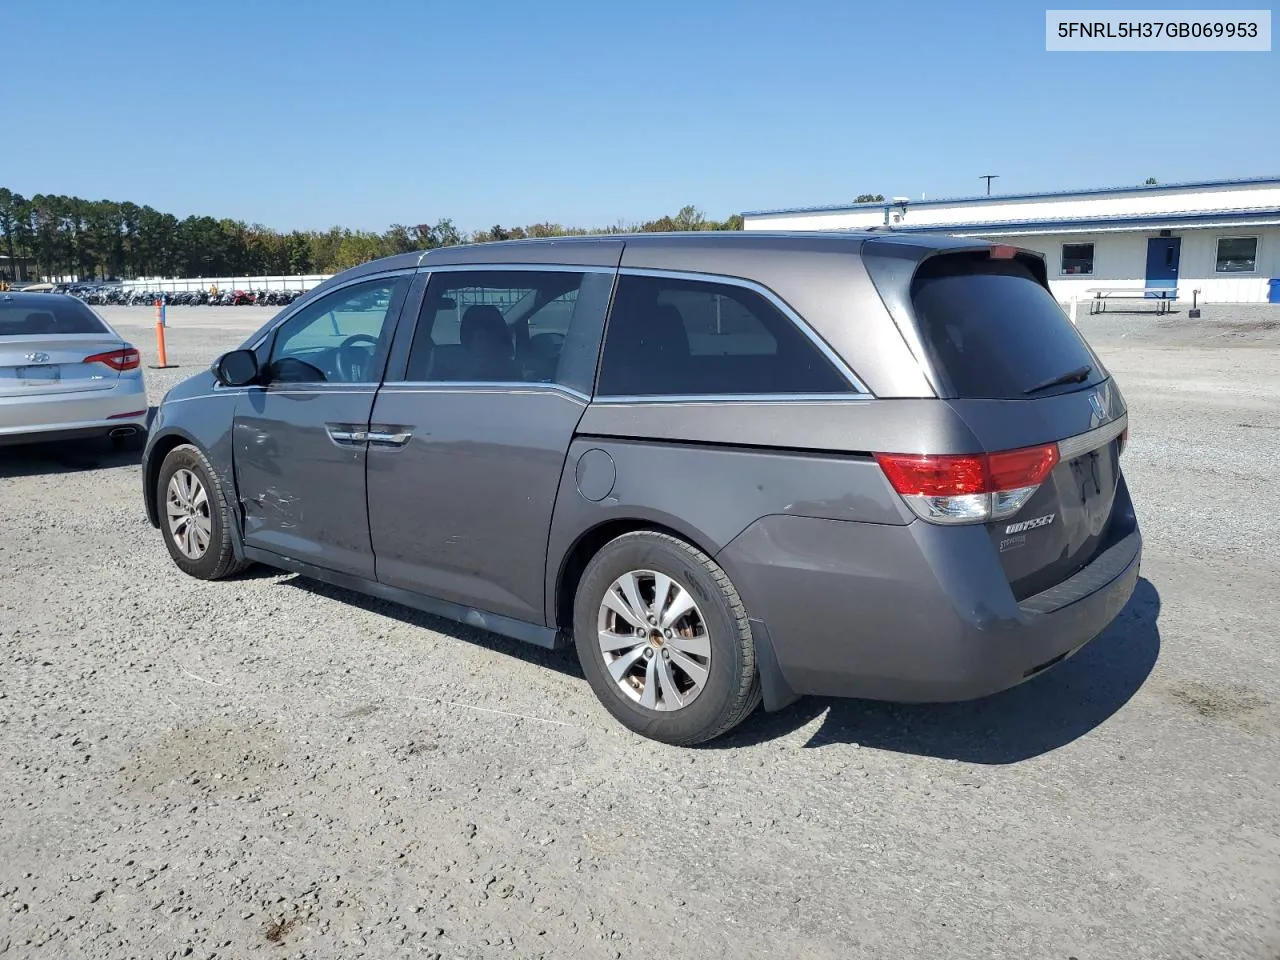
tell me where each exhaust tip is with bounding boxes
[108,426,139,439]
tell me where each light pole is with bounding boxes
[980,174,999,195]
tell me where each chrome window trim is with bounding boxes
[257,386,380,395]
[165,386,375,403]
[415,262,618,276]
[593,392,872,405]
[1057,413,1127,461]
[246,269,416,352]
[612,267,871,395]
[382,381,590,402]
[202,382,380,397]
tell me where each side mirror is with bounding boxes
[213,349,260,387]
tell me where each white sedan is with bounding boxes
[0,292,149,448]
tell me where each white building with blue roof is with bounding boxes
[742,176,1280,304]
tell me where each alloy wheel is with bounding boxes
[596,569,712,711]
[165,468,212,560]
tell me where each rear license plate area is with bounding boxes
[16,365,61,385]
[1069,450,1103,500]
[1067,445,1118,534]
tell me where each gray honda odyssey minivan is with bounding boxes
[142,232,1140,744]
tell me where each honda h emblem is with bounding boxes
[25,352,50,364]
[1088,388,1108,424]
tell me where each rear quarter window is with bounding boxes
[596,275,852,397]
[908,254,1105,400]
[0,297,109,337]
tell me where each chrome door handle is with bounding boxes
[367,429,413,447]
[325,423,368,445]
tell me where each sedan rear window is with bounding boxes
[908,253,1105,399]
[0,297,109,337]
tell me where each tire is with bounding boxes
[156,443,248,581]
[573,531,761,745]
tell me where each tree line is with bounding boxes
[0,188,745,282]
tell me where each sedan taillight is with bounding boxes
[84,347,140,371]
[874,444,1061,525]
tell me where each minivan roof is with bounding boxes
[424,230,987,262]
[337,230,996,281]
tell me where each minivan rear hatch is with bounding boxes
[864,243,1131,599]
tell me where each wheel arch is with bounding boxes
[143,428,203,527]
[551,514,800,714]
[144,431,246,565]
[552,515,719,635]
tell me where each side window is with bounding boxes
[404,270,612,392]
[267,277,404,384]
[596,275,853,397]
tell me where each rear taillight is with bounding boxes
[875,443,1060,524]
[84,348,140,371]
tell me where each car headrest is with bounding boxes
[22,312,58,334]
[460,305,511,355]
[612,303,689,359]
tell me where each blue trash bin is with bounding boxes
[1269,278,1280,304]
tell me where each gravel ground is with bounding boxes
[1,303,1278,960]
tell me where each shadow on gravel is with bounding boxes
[281,577,583,679]
[0,408,154,478]
[712,577,1162,763]
[0,435,145,477]
[278,572,1159,762]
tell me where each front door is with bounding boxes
[366,265,616,624]
[233,274,412,578]
[1144,237,1181,298]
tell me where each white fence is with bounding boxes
[121,274,332,293]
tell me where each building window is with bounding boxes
[1215,237,1258,273]
[1061,243,1094,275]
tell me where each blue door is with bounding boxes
[1144,237,1181,298]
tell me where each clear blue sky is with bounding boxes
[4,0,1276,232]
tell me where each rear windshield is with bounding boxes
[0,297,108,337]
[909,254,1104,399]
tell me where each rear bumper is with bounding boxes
[0,421,148,447]
[718,501,1142,704]
[0,376,149,444]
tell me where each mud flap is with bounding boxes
[749,618,800,712]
